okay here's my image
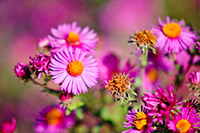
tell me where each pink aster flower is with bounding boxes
[142,85,182,124]
[14,62,30,80]
[34,104,75,133]
[0,118,16,133]
[48,22,98,54]
[123,106,154,133]
[167,107,200,132]
[29,53,51,78]
[152,16,197,53]
[49,48,98,95]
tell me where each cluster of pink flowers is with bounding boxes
[13,16,199,132]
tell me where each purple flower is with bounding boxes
[14,62,30,80]
[48,22,98,54]
[49,48,98,95]
[142,85,182,124]
[29,53,51,78]
[34,104,75,133]
[167,107,200,132]
[152,16,197,53]
[0,118,16,133]
[123,106,154,133]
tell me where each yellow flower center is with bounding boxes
[45,108,63,125]
[134,112,148,131]
[67,60,84,76]
[162,22,181,38]
[66,32,80,45]
[147,68,158,82]
[176,119,191,133]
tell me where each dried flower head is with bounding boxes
[129,30,157,53]
[105,73,136,103]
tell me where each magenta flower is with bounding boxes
[29,53,51,78]
[0,118,16,133]
[14,62,30,80]
[152,16,197,53]
[100,52,138,84]
[142,85,182,124]
[48,22,98,54]
[123,106,154,133]
[188,71,200,85]
[35,104,75,133]
[167,107,200,132]
[49,48,98,95]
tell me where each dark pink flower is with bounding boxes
[142,85,182,124]
[14,62,30,80]
[167,107,200,132]
[123,106,154,133]
[29,53,51,78]
[0,118,16,133]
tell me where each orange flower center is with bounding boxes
[67,60,84,76]
[176,119,191,133]
[66,32,80,46]
[147,68,158,82]
[45,108,63,125]
[133,30,157,47]
[133,112,147,131]
[162,22,181,38]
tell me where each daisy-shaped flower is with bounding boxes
[167,107,200,132]
[34,104,75,133]
[49,48,98,95]
[123,106,154,133]
[152,16,197,53]
[48,21,98,54]
[142,85,182,124]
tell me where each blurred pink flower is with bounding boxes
[35,104,75,133]
[99,0,156,35]
[0,118,16,133]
